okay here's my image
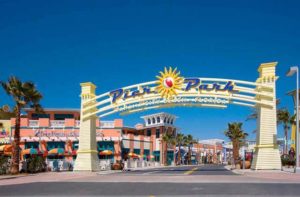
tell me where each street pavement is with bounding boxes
[112,164,236,176]
[0,164,300,196]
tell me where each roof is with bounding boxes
[24,108,80,112]
[141,112,178,119]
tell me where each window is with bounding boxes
[152,117,156,124]
[25,142,39,149]
[167,118,170,124]
[54,114,74,120]
[146,129,151,137]
[47,142,65,151]
[31,113,50,120]
[153,151,160,162]
[170,119,173,124]
[156,129,160,138]
[157,117,160,123]
[164,117,166,123]
[148,118,151,125]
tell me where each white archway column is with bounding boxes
[251,62,281,170]
[74,82,99,171]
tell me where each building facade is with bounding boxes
[0,109,177,166]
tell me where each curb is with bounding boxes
[0,174,35,180]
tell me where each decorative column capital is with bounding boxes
[257,62,278,83]
[80,82,97,99]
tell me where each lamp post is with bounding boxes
[286,66,300,173]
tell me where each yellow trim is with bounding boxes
[80,82,97,88]
[258,62,278,72]
[77,150,98,154]
[255,144,277,148]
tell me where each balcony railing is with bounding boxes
[100,121,114,128]
[75,120,80,128]
[29,120,39,127]
[50,120,65,127]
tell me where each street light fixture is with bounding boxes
[286,66,300,173]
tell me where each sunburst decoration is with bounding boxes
[156,67,184,99]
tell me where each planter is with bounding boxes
[244,161,251,169]
[111,163,124,170]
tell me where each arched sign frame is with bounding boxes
[74,62,281,171]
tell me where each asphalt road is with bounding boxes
[1,165,300,196]
[0,182,300,196]
[117,164,237,176]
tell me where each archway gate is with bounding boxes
[74,62,281,171]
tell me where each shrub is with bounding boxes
[0,156,10,175]
[26,156,47,173]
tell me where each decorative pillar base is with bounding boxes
[251,147,281,170]
[74,151,99,171]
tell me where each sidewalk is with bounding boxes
[0,173,35,180]
[225,165,300,182]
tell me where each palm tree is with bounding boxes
[1,77,43,174]
[174,133,185,165]
[184,134,196,165]
[161,132,175,166]
[224,122,248,164]
[277,108,296,154]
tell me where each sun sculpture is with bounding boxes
[156,67,184,99]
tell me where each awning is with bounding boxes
[22,148,38,155]
[0,145,7,152]
[99,150,113,156]
[128,152,140,158]
[48,148,64,155]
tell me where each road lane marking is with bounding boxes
[143,171,158,175]
[184,167,198,175]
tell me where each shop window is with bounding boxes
[156,129,160,138]
[153,151,160,162]
[134,149,140,155]
[47,142,65,151]
[73,141,79,150]
[25,142,39,149]
[146,129,151,137]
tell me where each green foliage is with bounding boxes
[224,122,248,162]
[0,156,10,175]
[1,76,44,174]
[281,154,296,166]
[26,156,47,173]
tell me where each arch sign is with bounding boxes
[74,62,282,172]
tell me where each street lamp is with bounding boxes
[286,66,300,173]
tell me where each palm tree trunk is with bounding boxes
[188,146,191,165]
[233,140,239,164]
[164,142,167,165]
[178,144,181,165]
[11,107,20,174]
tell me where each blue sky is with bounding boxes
[0,0,299,141]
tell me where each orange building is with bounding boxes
[0,109,177,166]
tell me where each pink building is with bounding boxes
[2,109,177,166]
